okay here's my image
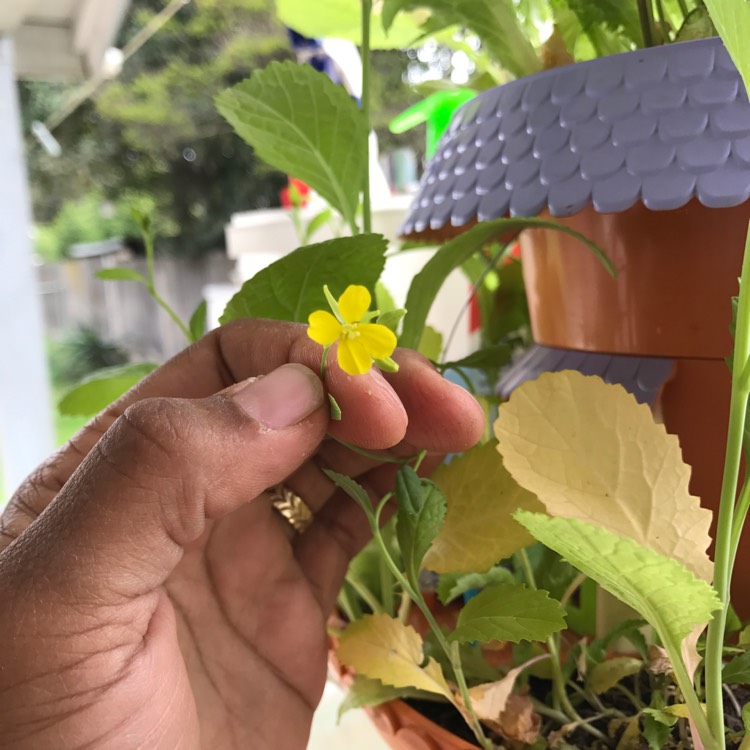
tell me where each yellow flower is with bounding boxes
[307,285,398,375]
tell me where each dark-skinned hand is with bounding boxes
[0,320,484,749]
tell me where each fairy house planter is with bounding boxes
[400,36,750,618]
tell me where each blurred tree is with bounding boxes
[22,0,421,259]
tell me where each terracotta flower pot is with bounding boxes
[400,36,750,615]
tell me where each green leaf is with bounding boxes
[130,207,152,236]
[643,708,679,728]
[303,208,333,244]
[417,325,443,361]
[450,583,566,645]
[395,466,447,585]
[742,701,750,732]
[382,0,541,78]
[58,363,158,417]
[219,234,387,324]
[325,469,373,518]
[276,0,427,49]
[216,62,366,229]
[704,0,750,91]
[561,0,644,47]
[96,268,148,284]
[515,512,721,650]
[437,566,515,605]
[377,309,407,333]
[440,344,512,373]
[588,656,643,694]
[337,675,442,721]
[723,650,750,685]
[642,711,672,750]
[400,218,613,350]
[188,299,207,343]
[375,281,398,314]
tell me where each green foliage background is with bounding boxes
[21,0,421,260]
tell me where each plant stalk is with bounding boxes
[370,511,492,749]
[637,0,656,46]
[705,224,750,746]
[142,225,192,342]
[361,0,372,235]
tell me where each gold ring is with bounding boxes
[269,484,313,533]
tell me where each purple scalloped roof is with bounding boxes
[402,37,750,236]
[497,345,674,405]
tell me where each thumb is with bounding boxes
[0,363,326,603]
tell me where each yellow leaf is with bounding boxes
[588,656,643,694]
[337,614,453,701]
[615,716,641,750]
[494,372,713,582]
[467,655,548,721]
[424,442,545,574]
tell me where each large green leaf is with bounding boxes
[382,0,541,78]
[58,363,158,417]
[276,0,427,49]
[219,234,387,324]
[400,218,613,350]
[515,512,721,649]
[216,62,366,229]
[704,0,750,90]
[395,466,447,586]
[450,583,566,645]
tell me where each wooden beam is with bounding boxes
[13,23,83,80]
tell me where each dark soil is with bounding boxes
[405,680,750,748]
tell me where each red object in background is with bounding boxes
[280,177,311,208]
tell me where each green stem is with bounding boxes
[140,221,192,343]
[149,286,192,342]
[654,0,668,39]
[676,0,689,18]
[637,0,656,46]
[345,573,384,615]
[329,435,414,464]
[705,222,750,747]
[730,478,750,569]
[664,632,718,750]
[370,517,492,749]
[361,0,372,235]
[517,549,584,722]
[337,584,358,623]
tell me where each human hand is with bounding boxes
[0,320,484,749]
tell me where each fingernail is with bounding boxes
[231,364,324,429]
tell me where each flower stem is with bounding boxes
[705,225,750,747]
[361,0,372,235]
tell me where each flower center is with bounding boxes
[341,322,360,340]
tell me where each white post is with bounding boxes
[0,36,54,500]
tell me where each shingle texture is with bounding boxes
[402,37,750,237]
[497,345,674,406]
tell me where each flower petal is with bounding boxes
[339,285,371,324]
[337,338,373,375]
[308,310,342,346]
[358,323,398,359]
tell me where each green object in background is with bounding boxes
[389,89,477,158]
